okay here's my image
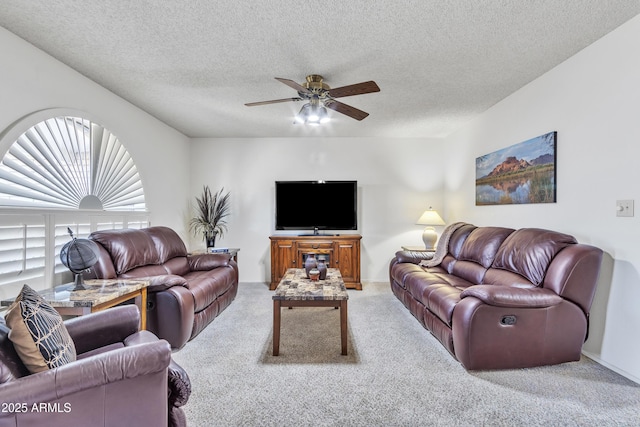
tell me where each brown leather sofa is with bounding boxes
[389,224,603,370]
[0,305,190,427]
[89,226,238,349]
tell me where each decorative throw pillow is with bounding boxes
[4,284,76,373]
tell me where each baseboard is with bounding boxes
[582,350,640,385]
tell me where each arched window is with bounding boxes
[0,116,145,210]
[0,114,148,295]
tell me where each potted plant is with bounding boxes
[189,186,231,248]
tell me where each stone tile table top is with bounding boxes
[1,279,150,309]
[273,268,348,301]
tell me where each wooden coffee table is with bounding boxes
[272,268,349,356]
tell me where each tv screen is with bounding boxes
[275,181,357,231]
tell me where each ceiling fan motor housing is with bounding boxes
[300,75,331,100]
[303,75,330,92]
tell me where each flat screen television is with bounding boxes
[275,180,357,232]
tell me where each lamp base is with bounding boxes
[422,227,438,251]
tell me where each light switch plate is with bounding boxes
[616,200,634,217]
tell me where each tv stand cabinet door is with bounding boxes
[270,238,296,289]
[334,238,361,290]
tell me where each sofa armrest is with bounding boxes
[187,253,231,271]
[460,285,563,308]
[124,330,162,346]
[0,339,171,405]
[148,286,195,349]
[146,274,189,292]
[394,250,435,265]
[65,305,140,354]
[168,360,191,408]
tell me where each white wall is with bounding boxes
[0,27,191,236]
[443,15,640,382]
[189,137,444,283]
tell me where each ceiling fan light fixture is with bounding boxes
[295,104,310,124]
[295,103,330,125]
[318,107,330,124]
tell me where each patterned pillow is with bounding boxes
[5,284,76,373]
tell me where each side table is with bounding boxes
[401,245,434,252]
[1,279,150,330]
[400,246,436,262]
[191,248,240,262]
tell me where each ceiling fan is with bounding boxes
[245,75,380,124]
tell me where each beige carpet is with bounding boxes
[259,306,359,365]
[172,282,640,426]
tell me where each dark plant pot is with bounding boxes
[304,253,317,278]
[205,233,217,248]
[317,258,327,280]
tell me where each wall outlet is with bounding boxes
[616,200,634,217]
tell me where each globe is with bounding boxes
[60,229,100,290]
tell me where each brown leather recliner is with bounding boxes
[0,305,190,427]
[88,226,239,349]
[389,224,603,370]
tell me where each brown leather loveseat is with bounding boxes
[389,224,603,370]
[89,226,238,349]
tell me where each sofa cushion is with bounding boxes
[146,226,188,263]
[422,283,464,326]
[439,254,457,273]
[184,269,236,312]
[91,244,117,279]
[492,228,577,286]
[450,260,488,285]
[161,257,189,276]
[405,270,472,304]
[447,224,477,259]
[404,271,444,299]
[4,285,76,374]
[91,228,161,275]
[483,268,536,287]
[458,227,514,268]
[391,263,426,289]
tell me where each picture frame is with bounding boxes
[475,131,556,205]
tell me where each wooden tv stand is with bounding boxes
[269,234,362,290]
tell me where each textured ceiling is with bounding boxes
[1,1,639,138]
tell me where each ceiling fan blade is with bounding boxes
[324,100,370,121]
[245,97,303,107]
[275,77,313,95]
[327,81,380,98]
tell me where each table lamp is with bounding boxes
[416,208,445,250]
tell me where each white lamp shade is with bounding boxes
[416,209,445,226]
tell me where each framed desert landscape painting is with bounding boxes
[475,131,556,205]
